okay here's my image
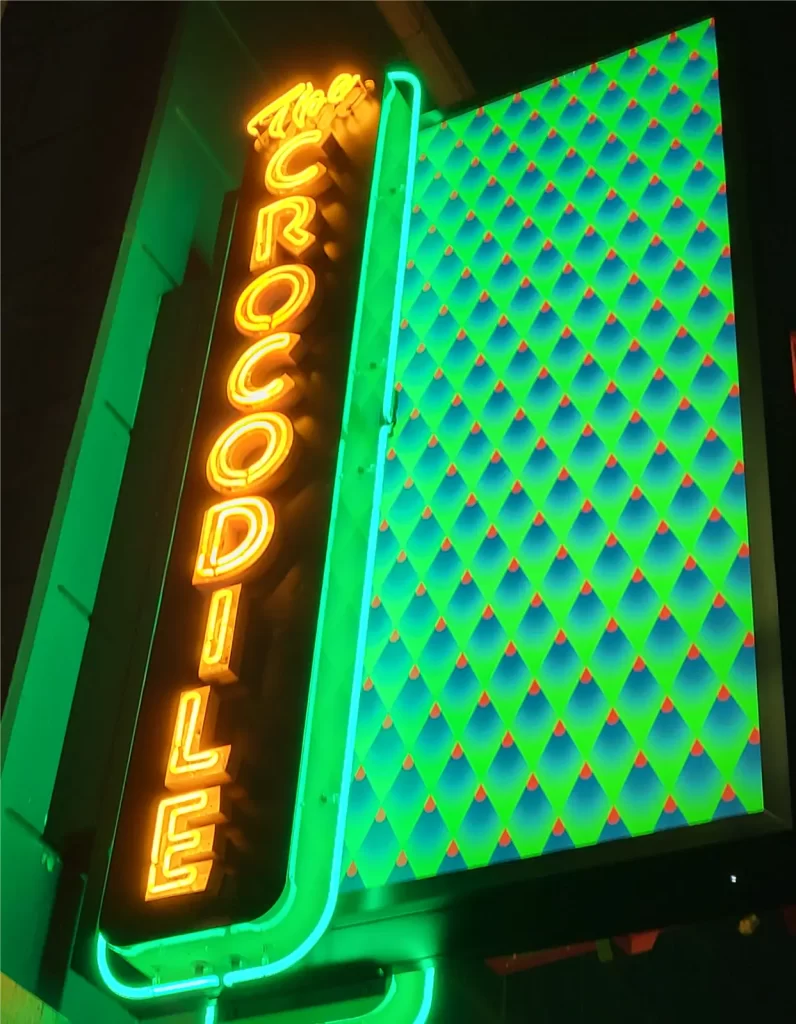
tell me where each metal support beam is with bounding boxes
[376,0,474,108]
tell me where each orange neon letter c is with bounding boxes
[227,332,301,412]
[265,129,327,196]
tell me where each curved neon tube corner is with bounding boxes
[196,967,434,1024]
[96,934,220,1000]
[329,966,435,1023]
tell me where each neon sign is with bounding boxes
[138,72,371,903]
[97,67,423,992]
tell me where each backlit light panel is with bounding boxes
[343,19,762,890]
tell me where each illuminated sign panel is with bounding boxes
[342,19,764,890]
[101,72,381,942]
[94,24,784,1014]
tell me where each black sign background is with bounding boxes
[101,94,380,946]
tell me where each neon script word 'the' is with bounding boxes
[246,72,367,146]
[144,72,366,901]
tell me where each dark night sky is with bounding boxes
[429,2,713,95]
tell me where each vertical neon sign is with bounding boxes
[143,73,373,902]
[97,69,422,998]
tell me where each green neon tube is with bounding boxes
[329,967,435,1023]
[96,934,220,1001]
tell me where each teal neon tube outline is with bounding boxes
[410,967,435,1024]
[222,427,391,988]
[96,934,220,1000]
[96,68,423,1002]
[224,67,422,989]
[381,71,422,423]
[329,967,435,1023]
[283,74,398,893]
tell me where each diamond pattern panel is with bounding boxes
[343,19,762,892]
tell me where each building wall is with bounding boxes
[1,3,408,1019]
[1,3,176,1015]
[1,0,177,705]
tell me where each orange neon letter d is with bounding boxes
[193,496,275,586]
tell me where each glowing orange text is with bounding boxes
[264,129,327,195]
[227,332,302,412]
[145,73,363,901]
[192,496,275,585]
[246,73,366,143]
[234,264,316,337]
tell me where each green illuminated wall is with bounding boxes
[343,18,762,890]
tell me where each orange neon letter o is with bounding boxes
[206,412,293,495]
[234,264,315,337]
